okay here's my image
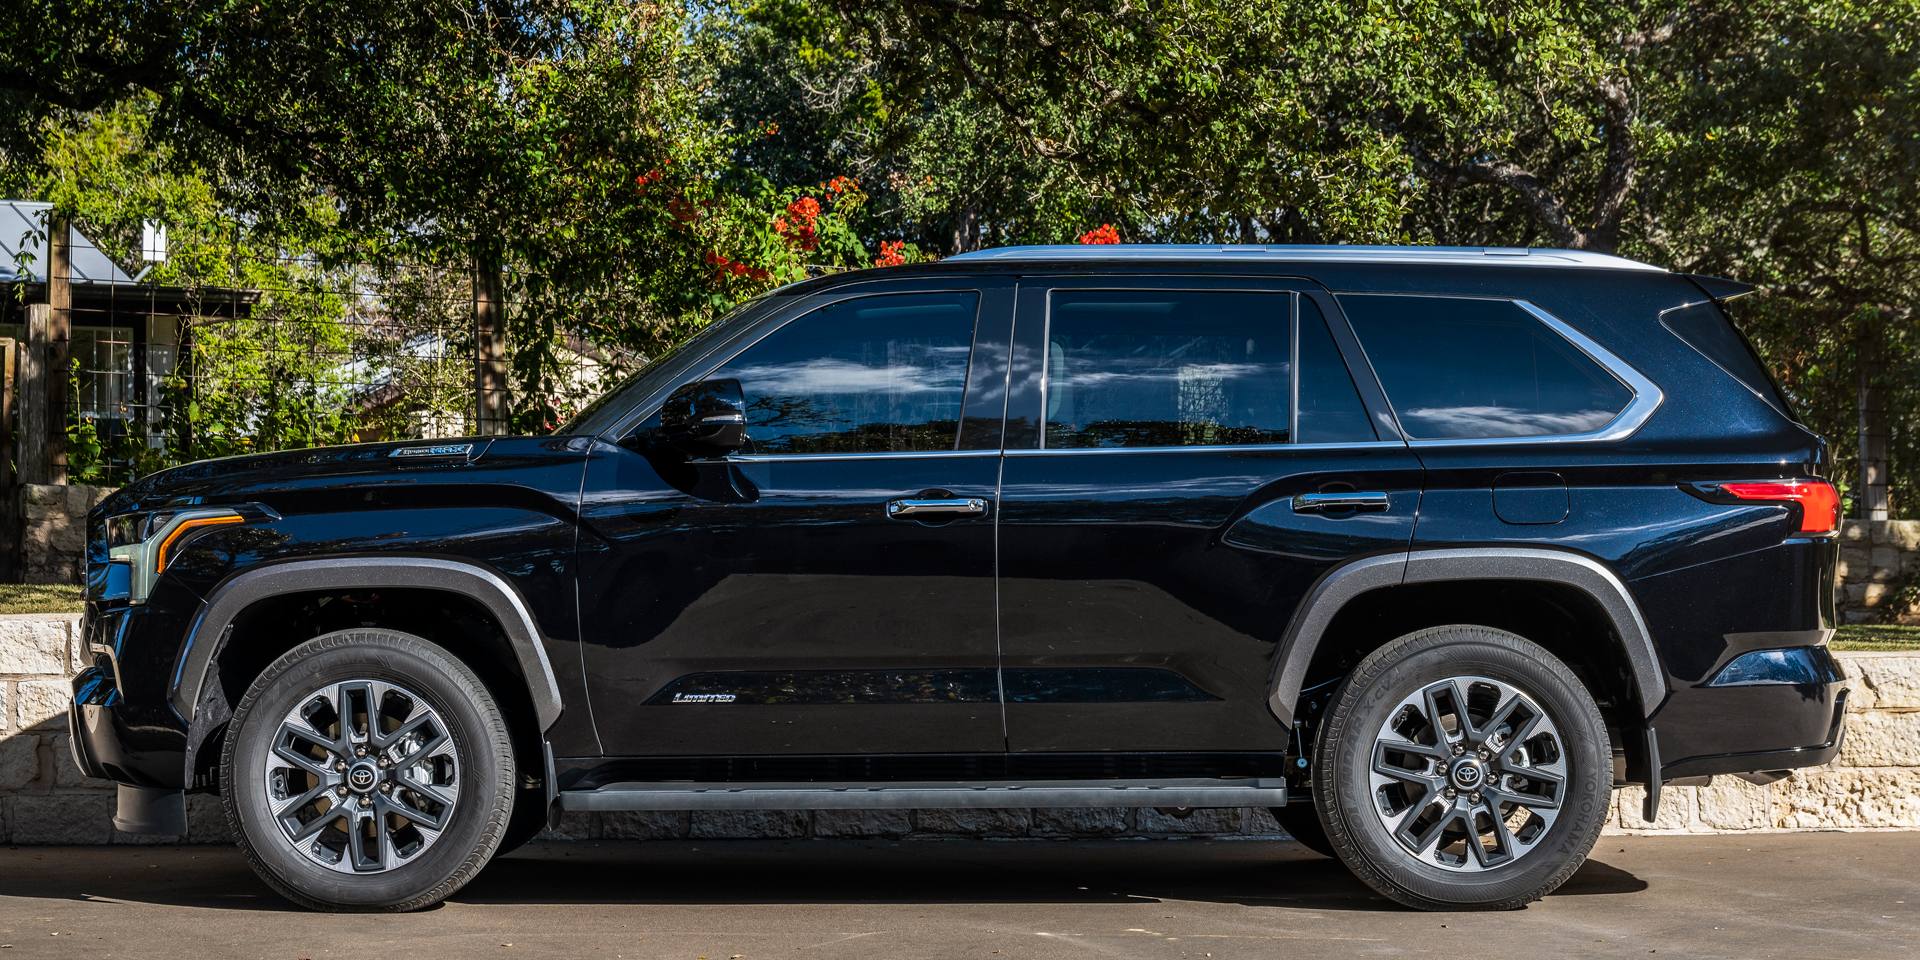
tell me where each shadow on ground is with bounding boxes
[0,838,1646,914]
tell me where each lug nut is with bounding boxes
[335,786,346,796]
[378,758,390,768]
[1477,748,1489,760]
[356,747,367,757]
[335,762,347,772]
[1444,788,1456,799]
[1470,792,1482,804]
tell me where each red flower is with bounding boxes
[786,196,821,227]
[749,267,772,281]
[875,240,907,267]
[1078,223,1121,245]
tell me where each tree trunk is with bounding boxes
[472,254,510,436]
[1858,322,1891,520]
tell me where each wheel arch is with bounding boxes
[174,557,564,789]
[1266,548,1667,727]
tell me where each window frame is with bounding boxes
[1333,292,1664,447]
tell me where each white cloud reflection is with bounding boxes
[1399,405,1617,438]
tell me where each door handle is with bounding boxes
[1291,492,1391,514]
[886,498,989,519]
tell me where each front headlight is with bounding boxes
[105,505,271,603]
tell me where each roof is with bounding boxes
[0,200,139,286]
[945,244,1667,272]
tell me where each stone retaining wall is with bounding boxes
[11,484,117,585]
[1837,519,1920,623]
[4,612,1916,844]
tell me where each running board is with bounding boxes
[558,778,1288,811]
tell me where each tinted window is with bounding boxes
[1662,301,1796,422]
[712,291,978,453]
[1297,297,1376,443]
[1044,290,1290,448]
[1339,295,1634,440]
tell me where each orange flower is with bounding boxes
[875,240,907,267]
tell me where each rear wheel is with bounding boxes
[221,629,515,912]
[1312,625,1610,911]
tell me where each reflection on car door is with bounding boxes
[576,279,1015,759]
[995,278,1424,755]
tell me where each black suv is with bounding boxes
[73,245,1847,913]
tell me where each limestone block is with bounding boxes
[689,809,807,839]
[1775,769,1920,829]
[1134,806,1245,835]
[1845,610,1880,625]
[1697,778,1772,830]
[1863,583,1890,607]
[1613,784,1694,831]
[1840,542,1871,577]
[813,809,911,838]
[10,793,114,843]
[0,734,41,789]
[50,735,111,788]
[1837,711,1920,767]
[187,793,234,844]
[1885,520,1920,551]
[1246,806,1284,837]
[1033,807,1127,836]
[19,484,63,507]
[536,811,598,841]
[1870,547,1903,582]
[600,810,683,840]
[1839,521,1869,543]
[913,808,1029,836]
[16,680,70,730]
[0,618,69,674]
[49,521,84,555]
[1844,583,1870,606]
[1844,654,1920,710]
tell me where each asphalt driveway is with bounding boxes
[1,832,1915,959]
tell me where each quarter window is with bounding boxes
[1339,295,1634,440]
[1043,290,1291,448]
[712,291,979,454]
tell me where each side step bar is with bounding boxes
[559,778,1288,811]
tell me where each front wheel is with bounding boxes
[1312,625,1610,911]
[221,629,516,912]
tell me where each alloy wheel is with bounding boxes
[1366,675,1567,872]
[262,679,461,873]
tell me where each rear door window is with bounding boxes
[1043,290,1291,448]
[1338,294,1634,440]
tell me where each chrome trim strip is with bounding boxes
[946,244,1667,272]
[728,449,1003,463]
[1001,440,1407,456]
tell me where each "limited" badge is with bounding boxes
[672,693,736,704]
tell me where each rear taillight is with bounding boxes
[1718,480,1841,534]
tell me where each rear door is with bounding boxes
[995,276,1424,758]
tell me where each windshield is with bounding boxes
[556,294,787,436]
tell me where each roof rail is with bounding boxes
[945,244,1667,272]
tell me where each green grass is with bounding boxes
[0,584,84,615]
[1832,624,1920,652]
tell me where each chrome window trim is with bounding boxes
[1002,440,1407,457]
[1338,295,1664,448]
[946,244,1667,273]
[728,449,1003,464]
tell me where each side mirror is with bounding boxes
[658,378,747,459]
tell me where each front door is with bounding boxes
[995,278,1424,757]
[577,280,1014,758]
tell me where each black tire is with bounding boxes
[1312,625,1610,911]
[221,629,516,912]
[1271,803,1337,858]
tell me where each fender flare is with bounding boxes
[1265,547,1666,725]
[172,557,566,734]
